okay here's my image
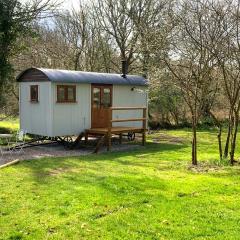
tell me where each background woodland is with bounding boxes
[1,0,240,164]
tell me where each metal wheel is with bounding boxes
[127,132,135,141]
[36,137,46,144]
[63,136,74,149]
[63,136,73,143]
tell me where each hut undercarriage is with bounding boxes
[10,107,147,153]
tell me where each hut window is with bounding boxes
[30,85,38,102]
[102,88,111,107]
[57,85,76,103]
[93,87,101,108]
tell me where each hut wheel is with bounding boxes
[63,136,73,148]
[63,136,73,143]
[36,139,45,144]
[127,132,135,141]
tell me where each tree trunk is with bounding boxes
[192,116,197,165]
[170,110,179,126]
[74,50,82,71]
[224,110,233,158]
[208,111,223,160]
[218,126,223,160]
[224,125,231,158]
[230,113,239,165]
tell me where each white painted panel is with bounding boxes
[20,82,147,137]
[52,83,91,136]
[112,85,148,128]
[19,82,52,136]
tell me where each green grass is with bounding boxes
[0,117,19,133]
[1,128,240,239]
[0,118,19,145]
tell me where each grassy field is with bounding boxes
[0,118,19,145]
[1,122,240,239]
[0,117,19,133]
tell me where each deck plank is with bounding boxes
[86,127,144,134]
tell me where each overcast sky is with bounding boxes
[20,0,81,11]
[59,0,81,11]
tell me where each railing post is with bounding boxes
[142,108,147,129]
[142,108,147,146]
[107,107,112,151]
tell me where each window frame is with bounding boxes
[56,85,76,103]
[30,85,39,103]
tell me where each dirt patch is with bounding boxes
[152,133,186,144]
[188,163,223,173]
[48,167,73,176]
[0,142,141,168]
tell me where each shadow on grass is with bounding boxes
[16,141,188,184]
[12,139,240,186]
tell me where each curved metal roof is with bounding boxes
[17,68,148,86]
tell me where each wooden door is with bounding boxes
[91,85,112,128]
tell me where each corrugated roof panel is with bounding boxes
[17,68,148,86]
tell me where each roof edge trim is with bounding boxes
[16,67,50,82]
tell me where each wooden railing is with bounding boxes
[105,106,147,150]
[107,106,147,131]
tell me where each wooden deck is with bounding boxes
[84,106,147,153]
[86,127,144,135]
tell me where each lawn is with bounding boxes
[1,125,240,239]
[0,117,19,133]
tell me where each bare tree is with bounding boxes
[54,3,89,70]
[93,0,166,73]
[162,0,219,165]
[201,0,240,164]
